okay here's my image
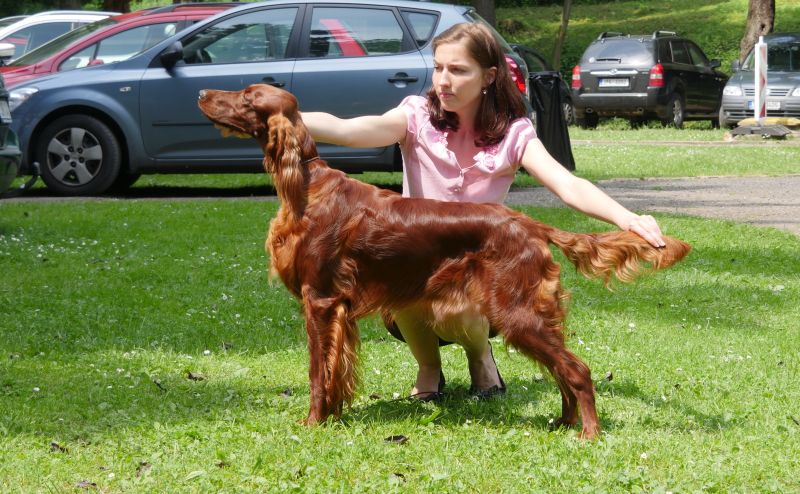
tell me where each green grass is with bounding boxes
[1,199,799,492]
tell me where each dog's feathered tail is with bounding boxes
[546,228,691,286]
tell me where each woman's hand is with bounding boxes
[625,214,666,248]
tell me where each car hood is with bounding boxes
[729,70,800,87]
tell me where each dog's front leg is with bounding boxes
[300,287,359,425]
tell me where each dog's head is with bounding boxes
[198,84,315,174]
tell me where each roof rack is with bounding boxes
[652,30,678,38]
[147,2,242,14]
[596,32,626,40]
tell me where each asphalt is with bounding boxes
[507,175,800,236]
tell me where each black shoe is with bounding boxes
[469,345,506,399]
[409,370,446,402]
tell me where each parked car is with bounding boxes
[571,31,728,128]
[0,73,22,195]
[719,32,800,128]
[511,43,574,125]
[8,0,530,196]
[0,10,118,63]
[0,3,241,88]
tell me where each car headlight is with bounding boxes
[792,88,800,97]
[9,87,38,112]
[723,86,743,96]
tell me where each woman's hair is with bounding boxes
[427,22,528,147]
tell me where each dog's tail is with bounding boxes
[546,228,691,285]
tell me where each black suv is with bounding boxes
[571,31,728,128]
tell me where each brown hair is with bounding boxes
[427,22,528,147]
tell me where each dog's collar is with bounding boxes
[300,156,319,166]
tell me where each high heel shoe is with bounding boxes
[469,345,506,399]
[409,370,446,402]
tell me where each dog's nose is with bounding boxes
[198,89,207,100]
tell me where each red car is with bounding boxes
[0,3,238,88]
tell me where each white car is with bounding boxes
[0,10,118,62]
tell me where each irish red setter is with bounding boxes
[198,84,691,439]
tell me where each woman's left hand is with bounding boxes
[626,214,666,248]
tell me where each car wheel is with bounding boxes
[718,105,734,129]
[562,100,575,125]
[662,93,685,128]
[36,115,121,196]
[576,112,598,129]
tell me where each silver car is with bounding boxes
[719,32,800,128]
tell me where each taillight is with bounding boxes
[504,55,528,95]
[571,65,581,89]
[649,63,664,87]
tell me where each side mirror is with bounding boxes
[160,41,184,69]
[731,60,741,72]
[709,59,721,69]
[0,42,15,65]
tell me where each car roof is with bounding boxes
[0,10,118,38]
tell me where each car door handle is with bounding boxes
[262,77,286,88]
[388,72,418,84]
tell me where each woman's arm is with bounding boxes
[520,138,666,247]
[300,107,408,148]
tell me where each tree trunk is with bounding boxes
[739,0,775,60]
[103,0,131,13]
[552,0,572,71]
[472,0,496,27]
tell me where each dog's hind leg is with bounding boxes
[301,287,360,425]
[500,313,600,439]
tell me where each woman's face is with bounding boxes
[432,41,496,118]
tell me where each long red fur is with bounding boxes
[198,84,692,439]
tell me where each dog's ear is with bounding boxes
[247,84,299,126]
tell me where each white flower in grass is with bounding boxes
[203,350,212,356]
[33,387,40,393]
[640,452,648,460]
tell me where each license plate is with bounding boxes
[747,100,781,110]
[598,78,629,88]
[0,100,9,120]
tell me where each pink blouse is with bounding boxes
[398,95,536,204]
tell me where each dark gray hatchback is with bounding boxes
[571,31,728,128]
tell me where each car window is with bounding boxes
[582,40,653,65]
[755,42,800,72]
[59,22,181,71]
[1,22,74,57]
[669,40,691,64]
[307,7,403,58]
[182,8,297,64]
[8,18,117,67]
[401,10,438,48]
[521,50,547,72]
[685,42,709,67]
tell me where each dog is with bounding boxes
[198,84,691,439]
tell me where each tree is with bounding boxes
[552,0,572,70]
[472,0,495,27]
[103,0,131,13]
[739,0,774,60]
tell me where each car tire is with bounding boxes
[718,105,735,129]
[662,93,685,128]
[562,100,575,125]
[576,112,598,129]
[36,115,121,196]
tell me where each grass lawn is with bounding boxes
[1,195,799,491]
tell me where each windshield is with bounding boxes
[582,39,653,65]
[8,18,117,66]
[742,39,800,72]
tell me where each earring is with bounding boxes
[481,88,488,95]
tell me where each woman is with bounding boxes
[301,23,665,401]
